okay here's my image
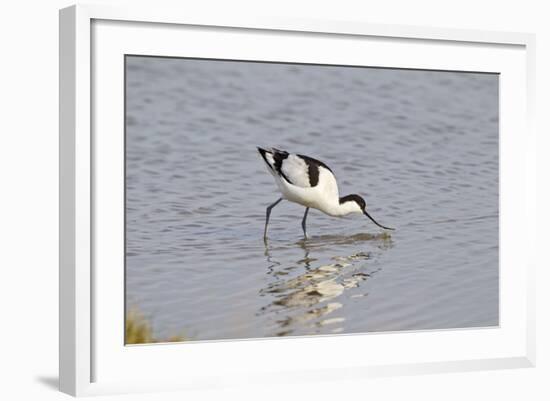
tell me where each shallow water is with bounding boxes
[125,56,498,341]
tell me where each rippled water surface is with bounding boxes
[125,56,498,342]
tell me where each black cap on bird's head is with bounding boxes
[340,194,366,211]
[340,194,394,231]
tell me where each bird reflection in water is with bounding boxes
[260,232,393,337]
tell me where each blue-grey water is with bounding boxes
[125,56,498,342]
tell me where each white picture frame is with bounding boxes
[59,4,536,397]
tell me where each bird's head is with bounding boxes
[339,194,366,214]
[340,194,394,230]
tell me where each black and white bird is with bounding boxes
[258,147,394,239]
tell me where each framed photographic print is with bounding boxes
[59,4,536,397]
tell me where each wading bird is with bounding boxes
[258,147,394,240]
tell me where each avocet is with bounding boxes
[258,147,394,239]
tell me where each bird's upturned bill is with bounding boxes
[364,210,395,230]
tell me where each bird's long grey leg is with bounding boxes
[301,207,310,239]
[264,198,283,240]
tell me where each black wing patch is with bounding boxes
[298,154,333,187]
[257,147,274,170]
[258,147,293,184]
[273,150,293,184]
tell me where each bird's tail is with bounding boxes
[257,147,287,172]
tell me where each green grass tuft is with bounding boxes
[126,307,188,344]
